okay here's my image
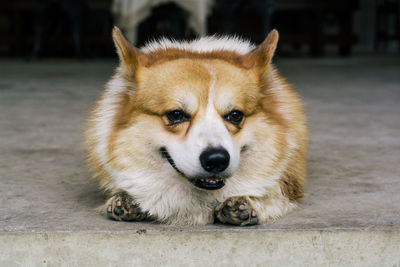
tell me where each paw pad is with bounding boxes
[215,196,258,226]
[106,192,149,222]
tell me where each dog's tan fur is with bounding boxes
[85,27,307,226]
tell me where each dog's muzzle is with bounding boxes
[160,147,227,190]
[160,147,184,175]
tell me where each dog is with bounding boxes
[85,27,307,226]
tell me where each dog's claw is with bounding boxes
[239,210,249,220]
[249,217,258,225]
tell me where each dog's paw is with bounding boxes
[215,196,258,226]
[106,192,149,221]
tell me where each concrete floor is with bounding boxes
[0,56,399,266]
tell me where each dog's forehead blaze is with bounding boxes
[135,58,260,115]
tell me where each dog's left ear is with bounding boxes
[112,26,148,69]
[242,30,279,69]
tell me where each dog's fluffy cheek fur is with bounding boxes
[221,114,285,198]
[108,115,161,170]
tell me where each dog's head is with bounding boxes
[110,27,281,191]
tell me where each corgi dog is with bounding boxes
[85,27,307,226]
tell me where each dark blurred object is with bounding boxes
[112,0,211,46]
[31,0,84,59]
[0,1,33,57]
[208,0,274,44]
[136,3,190,47]
[1,0,361,58]
[218,0,274,38]
[374,0,400,52]
[275,0,359,56]
[209,0,359,56]
[0,0,113,58]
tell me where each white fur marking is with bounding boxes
[204,62,216,114]
[92,73,126,166]
[141,36,255,55]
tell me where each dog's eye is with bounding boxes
[224,110,244,125]
[166,109,190,124]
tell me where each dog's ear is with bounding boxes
[241,29,279,69]
[112,27,147,68]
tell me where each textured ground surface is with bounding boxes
[0,57,399,265]
[0,57,399,233]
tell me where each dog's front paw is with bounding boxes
[106,192,149,221]
[215,196,258,226]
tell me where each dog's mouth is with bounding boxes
[188,176,225,190]
[160,147,225,190]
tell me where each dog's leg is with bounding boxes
[105,191,150,221]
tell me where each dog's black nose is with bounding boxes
[200,147,230,173]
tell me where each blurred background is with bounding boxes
[1,0,399,59]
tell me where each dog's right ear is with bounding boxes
[240,29,279,69]
[112,27,147,68]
